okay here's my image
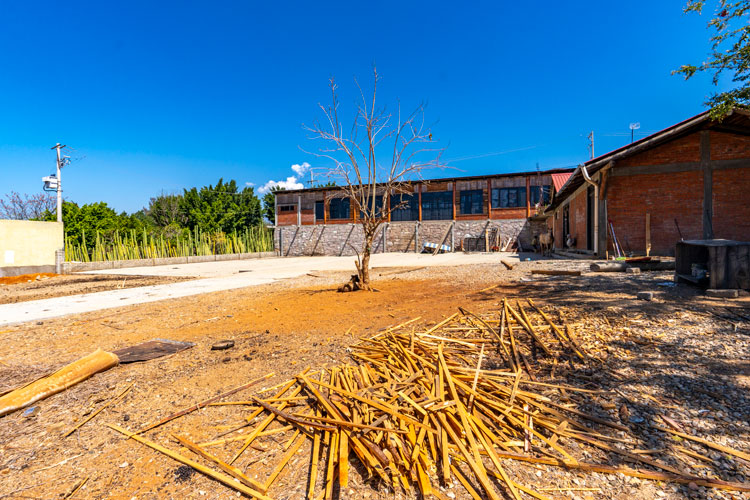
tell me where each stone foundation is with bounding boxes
[275,219,545,256]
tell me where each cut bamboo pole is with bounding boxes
[106,424,272,499]
[64,382,134,438]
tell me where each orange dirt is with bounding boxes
[0,266,747,499]
[0,272,59,285]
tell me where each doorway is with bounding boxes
[586,186,594,251]
[562,204,570,248]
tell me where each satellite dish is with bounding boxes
[629,123,641,130]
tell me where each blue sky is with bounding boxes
[0,1,725,213]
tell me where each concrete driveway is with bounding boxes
[0,252,526,326]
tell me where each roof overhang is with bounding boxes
[546,108,750,212]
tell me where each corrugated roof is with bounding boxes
[273,167,575,194]
[551,172,572,192]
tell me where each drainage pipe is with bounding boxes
[581,165,599,256]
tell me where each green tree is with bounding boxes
[262,191,277,224]
[179,178,262,233]
[676,1,750,118]
[147,192,185,227]
[42,201,134,247]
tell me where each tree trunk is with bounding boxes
[359,235,373,287]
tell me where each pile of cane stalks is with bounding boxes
[108,299,750,499]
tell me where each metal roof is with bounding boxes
[273,167,575,195]
[551,172,572,192]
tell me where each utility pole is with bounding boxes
[587,131,595,160]
[629,123,640,144]
[51,143,67,223]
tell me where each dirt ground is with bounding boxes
[0,261,748,500]
[0,273,188,304]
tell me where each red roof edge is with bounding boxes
[551,172,572,192]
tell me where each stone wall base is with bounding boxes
[275,219,546,256]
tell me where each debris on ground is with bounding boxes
[104,299,750,499]
[211,340,236,351]
[0,349,118,417]
[637,291,654,301]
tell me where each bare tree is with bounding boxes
[0,191,56,220]
[305,68,443,290]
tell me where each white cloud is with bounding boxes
[257,162,312,194]
[291,162,311,177]
[245,182,255,187]
[258,176,305,194]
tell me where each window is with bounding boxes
[391,193,418,221]
[421,191,453,220]
[278,204,296,213]
[329,198,350,220]
[491,187,526,208]
[459,190,484,215]
[529,185,551,206]
[315,200,324,221]
[359,195,384,219]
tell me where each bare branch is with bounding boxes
[303,70,446,287]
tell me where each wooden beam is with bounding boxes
[609,161,701,177]
[525,177,530,218]
[417,185,422,222]
[452,182,457,220]
[531,269,581,276]
[712,158,750,171]
[701,130,713,239]
[487,178,492,218]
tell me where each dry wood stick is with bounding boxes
[653,425,750,462]
[307,416,323,499]
[265,433,306,491]
[172,433,267,493]
[474,424,523,500]
[490,450,750,492]
[506,302,552,356]
[302,376,428,430]
[450,463,483,500]
[106,424,272,499]
[467,343,485,414]
[324,431,339,500]
[252,397,336,432]
[62,477,89,499]
[199,426,293,447]
[136,372,274,435]
[437,412,501,500]
[299,376,388,482]
[503,301,522,373]
[438,346,493,483]
[338,412,349,487]
[64,382,134,438]
[229,384,304,464]
[527,299,585,359]
[423,313,459,335]
[294,413,408,434]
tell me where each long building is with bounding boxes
[273,168,573,256]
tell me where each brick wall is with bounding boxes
[618,133,700,167]
[710,130,750,160]
[570,189,588,250]
[274,218,546,256]
[713,166,750,241]
[607,170,704,255]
